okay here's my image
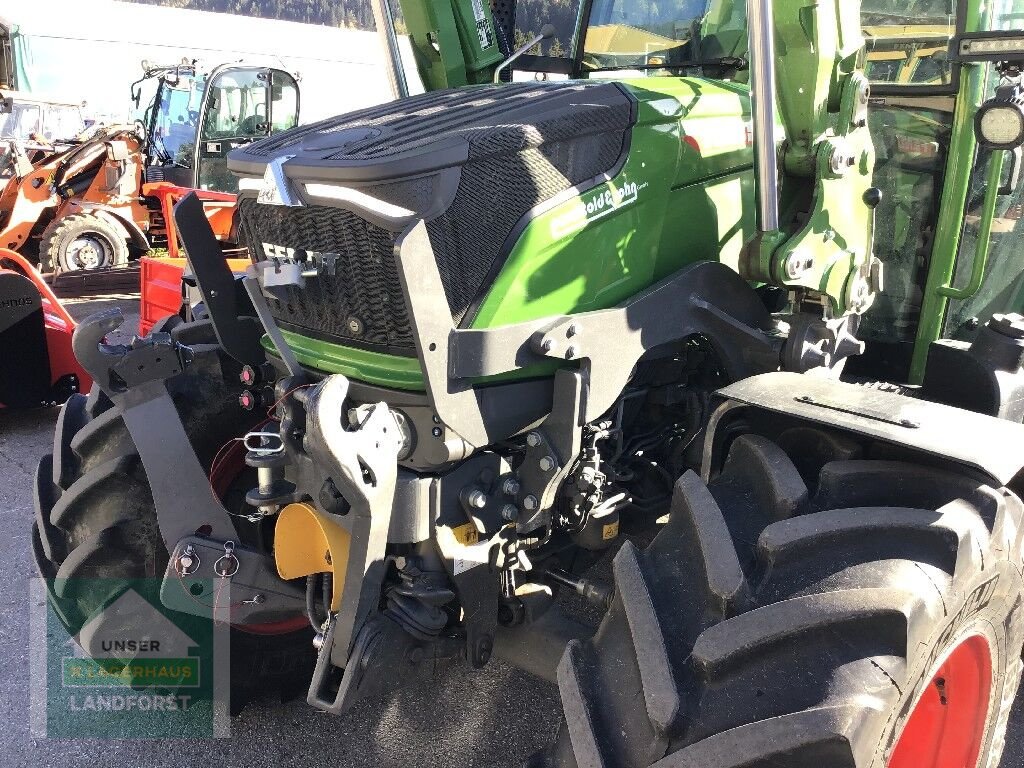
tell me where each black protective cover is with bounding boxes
[0,271,51,408]
[230,82,637,354]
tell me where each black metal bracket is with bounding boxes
[514,370,585,532]
[434,524,504,668]
[72,308,191,393]
[173,192,266,367]
[161,535,305,624]
[71,309,259,622]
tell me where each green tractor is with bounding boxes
[31,0,1024,765]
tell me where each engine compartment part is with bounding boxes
[274,502,351,611]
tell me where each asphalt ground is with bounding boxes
[1,293,1022,767]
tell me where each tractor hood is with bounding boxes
[228,82,637,360]
[228,80,636,191]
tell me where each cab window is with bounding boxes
[201,70,269,140]
[862,0,955,87]
[582,0,710,70]
[270,71,299,133]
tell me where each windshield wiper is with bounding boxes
[862,12,951,23]
[588,56,747,73]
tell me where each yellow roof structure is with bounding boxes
[585,24,683,55]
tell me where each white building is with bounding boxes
[0,0,419,125]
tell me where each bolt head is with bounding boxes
[566,324,578,338]
[539,456,555,472]
[431,427,442,438]
[501,504,518,522]
[467,489,488,509]
[565,346,577,360]
[541,339,554,352]
[526,432,542,448]
[312,632,326,651]
[523,495,539,511]
[502,477,520,496]
[784,253,809,280]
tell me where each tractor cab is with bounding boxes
[849,0,1024,386]
[137,61,300,193]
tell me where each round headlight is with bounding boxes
[976,101,1024,149]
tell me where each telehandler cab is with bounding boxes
[31,0,1024,766]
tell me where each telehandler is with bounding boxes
[0,60,299,273]
[31,0,1024,766]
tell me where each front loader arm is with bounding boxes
[740,0,881,319]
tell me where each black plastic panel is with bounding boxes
[0,271,51,408]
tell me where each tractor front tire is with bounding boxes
[32,319,314,712]
[549,435,1024,768]
[40,213,130,273]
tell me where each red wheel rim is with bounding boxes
[208,435,309,636]
[888,633,993,768]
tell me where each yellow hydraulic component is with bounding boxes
[274,502,351,611]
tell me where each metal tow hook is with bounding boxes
[72,307,193,393]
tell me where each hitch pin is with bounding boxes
[244,431,285,455]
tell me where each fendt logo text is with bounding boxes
[262,242,342,276]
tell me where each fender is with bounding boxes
[0,248,88,408]
[706,372,1024,486]
[62,201,150,251]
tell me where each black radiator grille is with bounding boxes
[238,199,414,353]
